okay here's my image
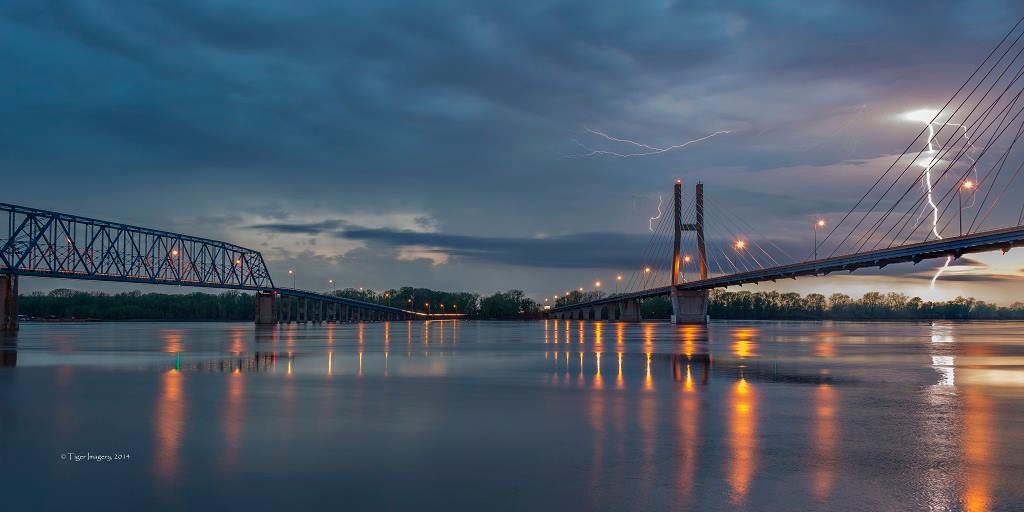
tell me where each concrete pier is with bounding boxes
[1,275,17,332]
[620,299,642,322]
[671,289,709,324]
[254,292,277,325]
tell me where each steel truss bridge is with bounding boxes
[0,203,458,331]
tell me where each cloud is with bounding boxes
[339,228,652,269]
[245,219,349,235]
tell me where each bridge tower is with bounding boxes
[1,275,17,332]
[671,182,709,324]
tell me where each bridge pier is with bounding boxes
[620,299,641,323]
[1,275,18,332]
[254,291,277,325]
[671,290,709,324]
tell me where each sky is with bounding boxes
[5,1,1024,303]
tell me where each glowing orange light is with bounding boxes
[594,281,601,287]
[962,179,975,190]
[171,249,179,256]
[683,255,692,263]
[616,275,622,281]
[644,266,651,273]
[816,219,826,227]
[735,240,746,250]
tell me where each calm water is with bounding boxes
[2,320,1023,511]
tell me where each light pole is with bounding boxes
[329,279,335,295]
[813,219,825,260]
[960,180,974,236]
[615,275,622,294]
[288,269,295,288]
[682,255,691,282]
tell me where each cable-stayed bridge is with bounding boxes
[551,17,1024,323]
[0,203,460,331]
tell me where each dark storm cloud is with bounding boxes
[244,219,349,235]
[5,0,1021,174]
[340,228,651,269]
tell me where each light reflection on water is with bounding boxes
[2,319,1024,511]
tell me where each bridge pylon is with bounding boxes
[671,181,709,324]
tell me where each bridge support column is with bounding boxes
[254,291,277,325]
[620,299,641,323]
[1,275,18,332]
[671,290,709,324]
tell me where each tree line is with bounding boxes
[555,289,1024,320]
[18,287,542,321]
[707,290,1024,320]
[19,288,1023,321]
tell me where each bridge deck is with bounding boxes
[551,224,1024,312]
[275,287,464,318]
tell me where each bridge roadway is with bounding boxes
[271,287,464,322]
[551,224,1024,314]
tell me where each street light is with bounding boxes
[960,180,975,236]
[594,281,601,288]
[288,269,295,288]
[734,240,746,251]
[812,219,826,260]
[644,266,651,273]
[329,279,335,294]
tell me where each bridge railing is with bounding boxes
[0,203,274,290]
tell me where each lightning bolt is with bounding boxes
[572,127,731,158]
[905,110,979,288]
[648,193,663,232]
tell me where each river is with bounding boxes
[1,320,1022,511]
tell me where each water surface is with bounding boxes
[2,320,1023,511]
